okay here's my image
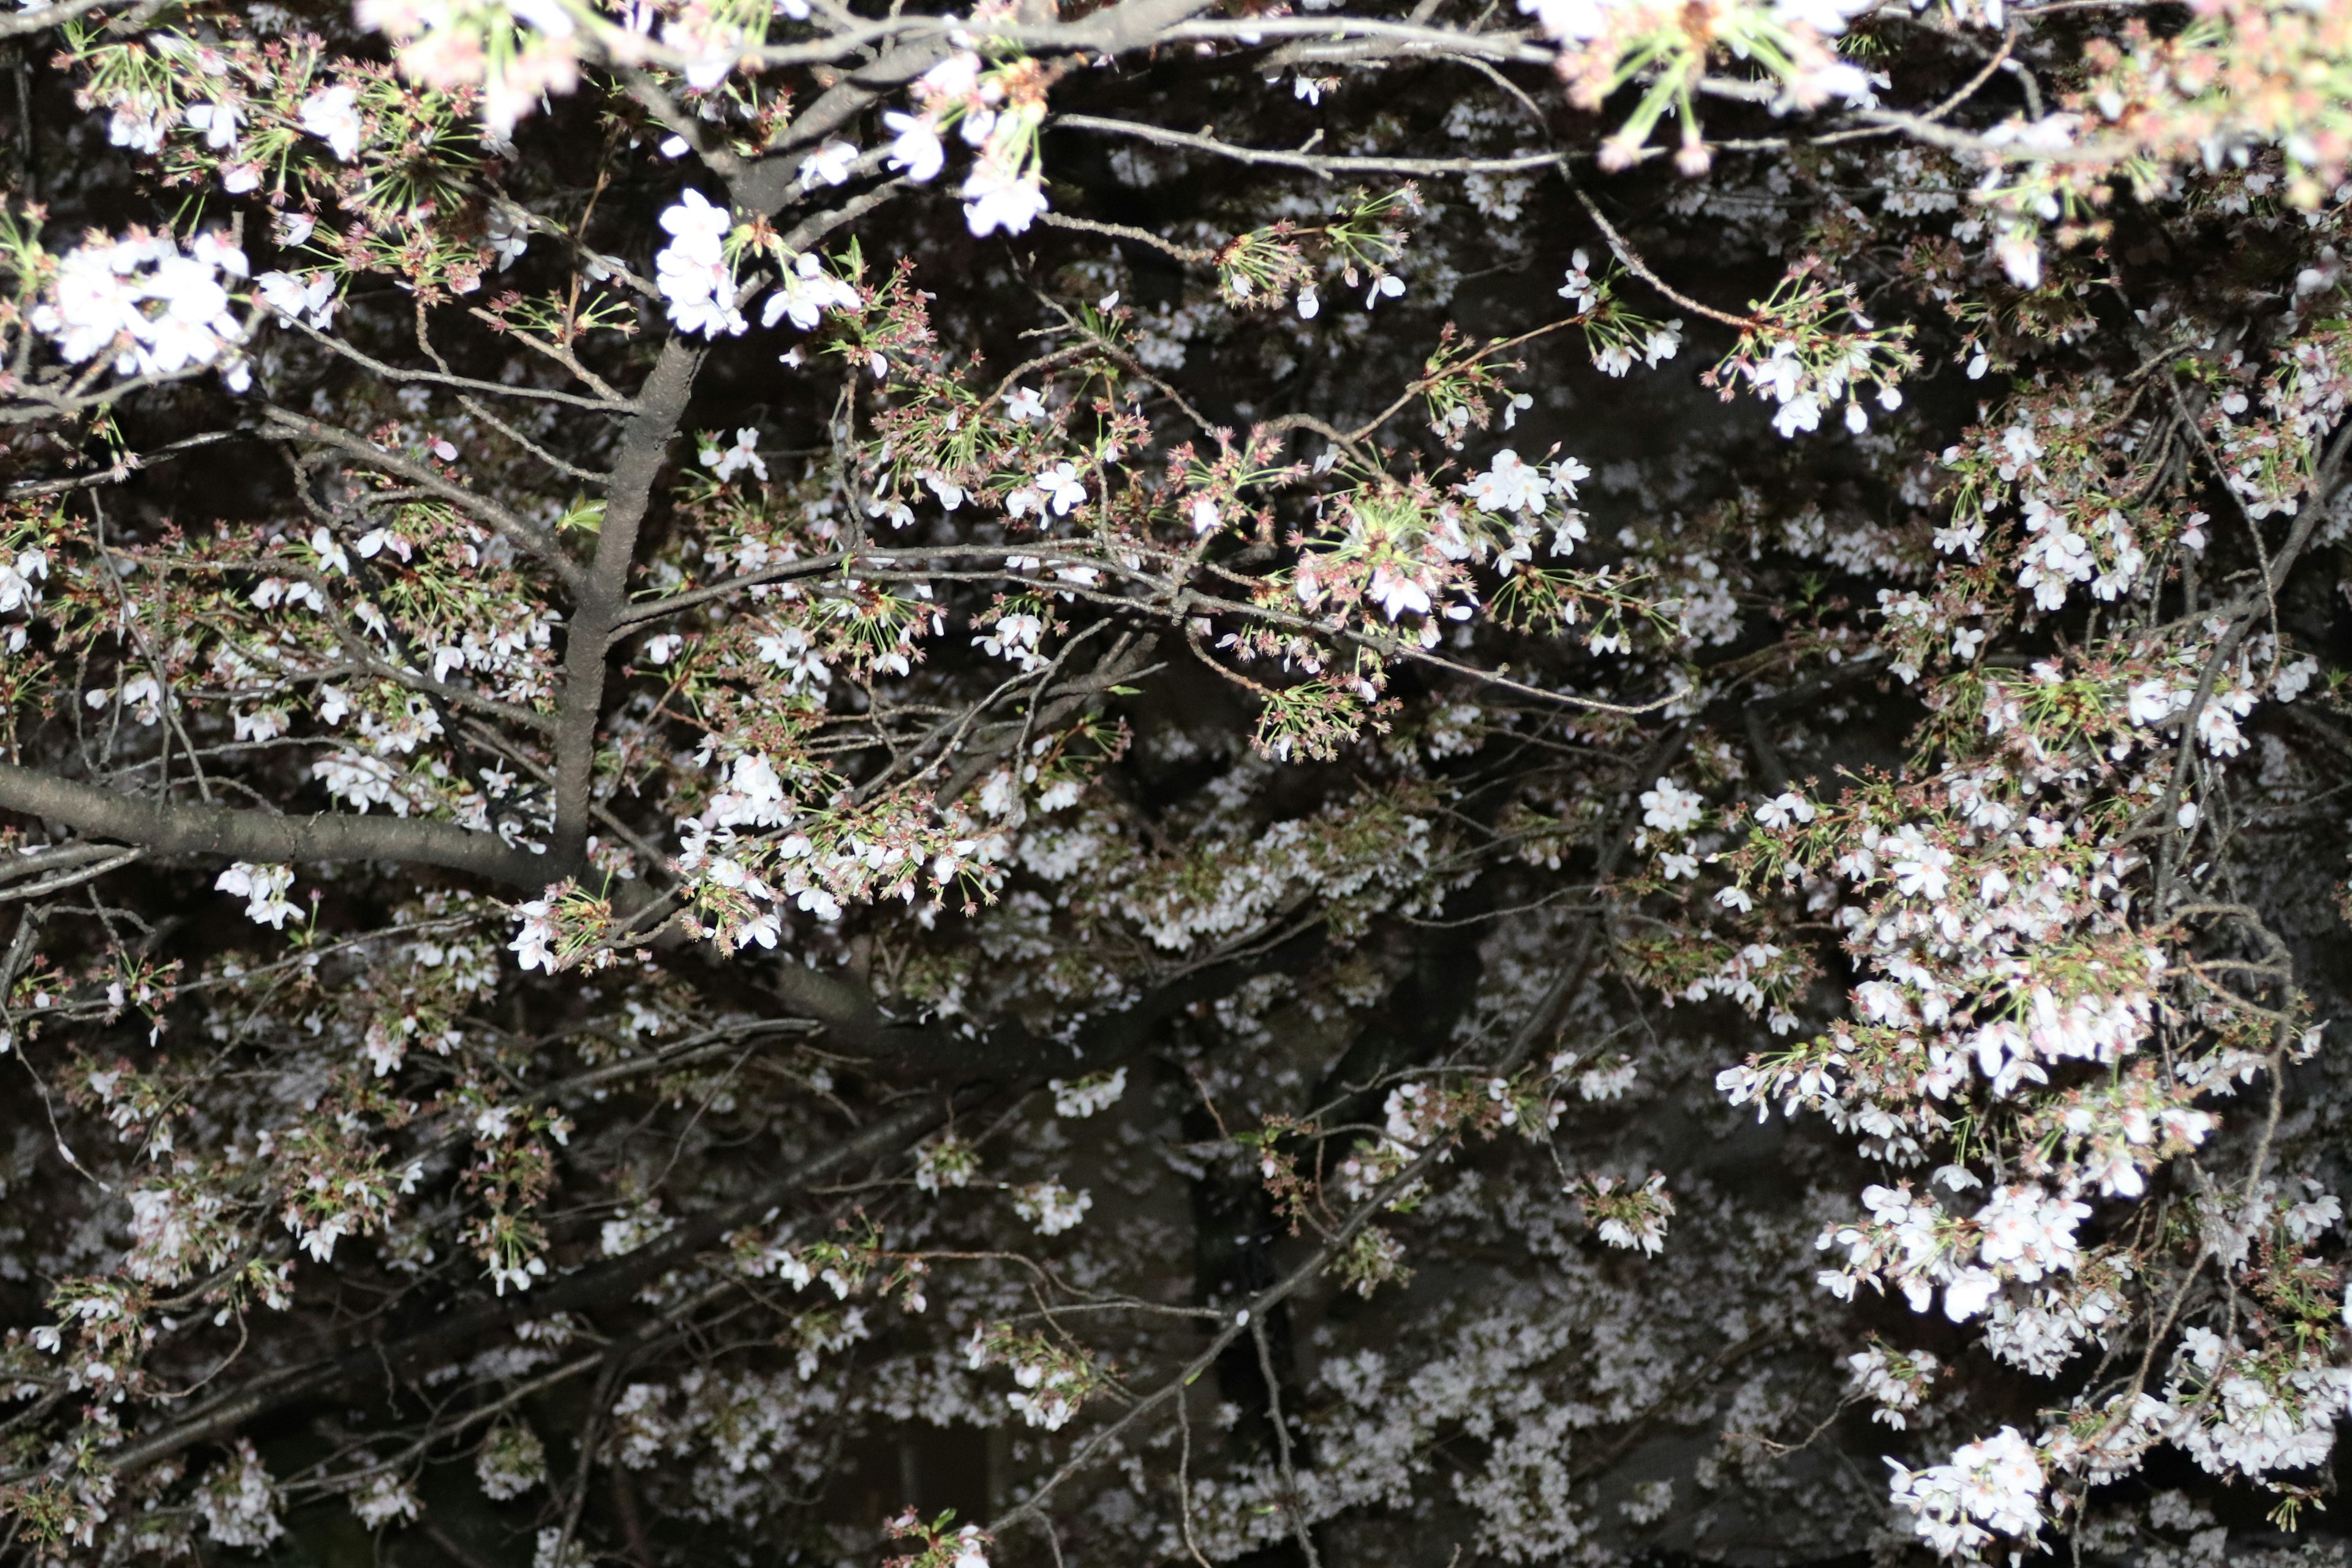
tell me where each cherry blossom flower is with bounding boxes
[255,270,339,331]
[107,94,167,154]
[198,1441,285,1548]
[298,85,364,161]
[797,138,858,190]
[883,111,944,181]
[654,189,745,338]
[1847,1344,1941,1429]
[1559,249,1600,310]
[183,100,239,149]
[31,232,251,383]
[1753,791,1817,830]
[699,428,766,484]
[759,251,859,331]
[1035,462,1087,514]
[1638,777,1703,834]
[474,1423,548,1500]
[1887,1427,2047,1559]
[962,162,1049,238]
[350,1473,422,1529]
[1463,449,1553,514]
[1049,1068,1126,1117]
[1366,563,1434,619]
[214,862,301,929]
[976,611,1047,671]
[1011,1181,1091,1235]
[508,897,560,973]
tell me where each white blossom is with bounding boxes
[199,1441,285,1548]
[963,162,1048,238]
[797,138,858,190]
[350,1472,422,1529]
[255,269,339,331]
[700,427,766,483]
[509,897,560,973]
[760,251,859,331]
[884,111,946,181]
[1463,449,1552,515]
[1011,1181,1092,1235]
[298,85,364,161]
[1049,1068,1126,1118]
[32,232,251,383]
[1887,1426,2046,1559]
[654,189,745,338]
[215,862,301,929]
[1638,777,1703,834]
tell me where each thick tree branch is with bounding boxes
[0,0,165,40]
[548,337,703,870]
[731,0,1218,211]
[0,763,551,888]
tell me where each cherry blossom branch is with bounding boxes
[134,549,562,736]
[271,317,635,413]
[859,625,1138,810]
[1055,114,1571,178]
[1171,582,1686,718]
[763,887,1320,1083]
[70,924,1327,1494]
[725,0,1218,211]
[547,337,702,871]
[258,406,587,595]
[643,5,1552,78]
[1251,1314,1327,1568]
[1038,212,1216,265]
[621,66,745,181]
[0,760,552,886]
[0,0,153,38]
[464,296,638,398]
[1567,184,1754,329]
[1183,15,1551,63]
[2,429,244,500]
[2147,451,2342,903]
[527,170,922,872]
[0,354,250,424]
[0,845,141,904]
[1343,314,1582,442]
[454,391,612,486]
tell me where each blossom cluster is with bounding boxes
[29,228,251,387]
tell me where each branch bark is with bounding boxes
[548,338,703,870]
[0,761,552,888]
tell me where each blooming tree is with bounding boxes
[0,0,2350,1566]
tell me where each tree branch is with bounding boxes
[0,763,551,888]
[548,337,703,870]
[259,407,587,596]
[1055,113,1567,178]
